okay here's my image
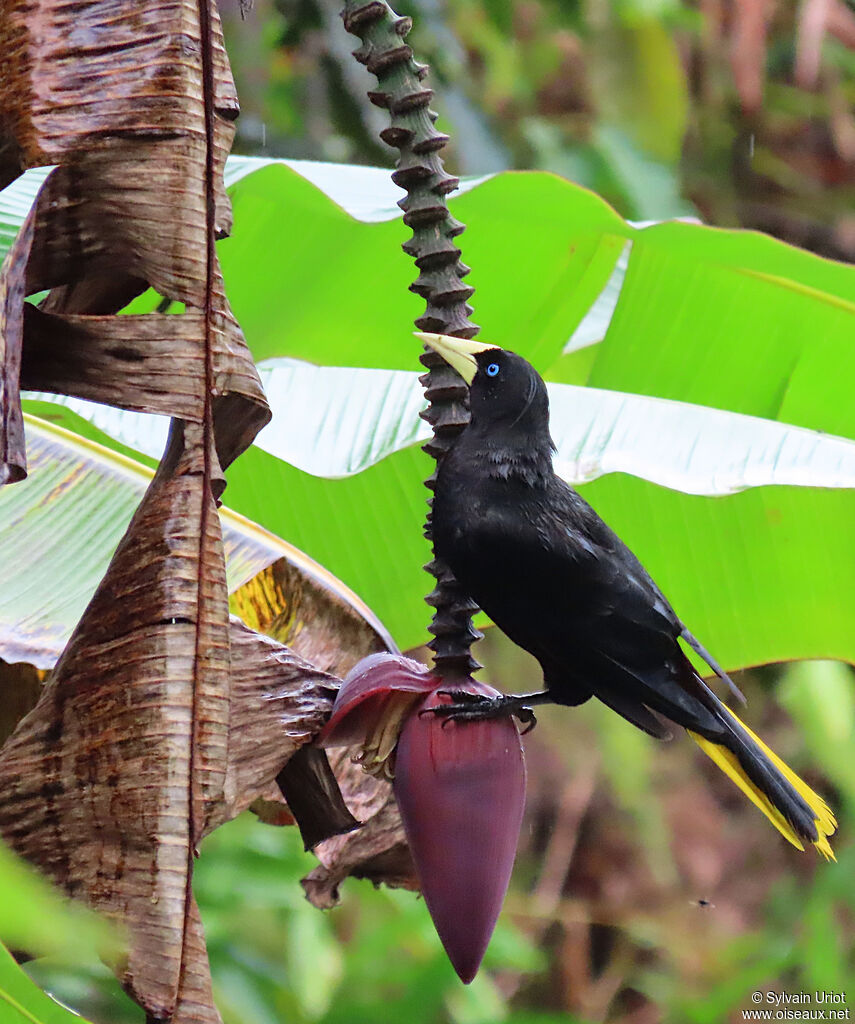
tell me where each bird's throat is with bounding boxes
[463,425,555,486]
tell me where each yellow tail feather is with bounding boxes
[688,705,836,861]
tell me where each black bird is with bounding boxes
[419,332,835,859]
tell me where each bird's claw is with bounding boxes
[419,691,537,734]
[517,709,537,735]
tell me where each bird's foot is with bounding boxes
[421,691,538,734]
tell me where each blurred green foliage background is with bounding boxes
[23,644,855,1024]
[13,1,855,1021]
[223,0,855,255]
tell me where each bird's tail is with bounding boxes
[688,704,836,860]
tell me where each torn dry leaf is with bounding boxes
[0,2,414,1021]
[0,1,269,1021]
[304,748,416,910]
[0,660,42,746]
[1,419,232,1022]
[0,0,238,190]
[232,559,412,909]
[230,556,397,678]
[0,419,379,1021]
[2,144,270,480]
[0,0,269,484]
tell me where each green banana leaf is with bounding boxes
[4,158,855,672]
[0,943,95,1024]
[0,414,389,669]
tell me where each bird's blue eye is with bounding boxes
[486,362,500,377]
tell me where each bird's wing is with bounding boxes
[443,479,836,857]
[456,495,711,726]
[466,493,730,738]
[536,505,835,855]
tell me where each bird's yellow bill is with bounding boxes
[688,707,837,860]
[416,332,500,384]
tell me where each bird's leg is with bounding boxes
[421,690,553,734]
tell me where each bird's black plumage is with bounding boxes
[426,339,835,857]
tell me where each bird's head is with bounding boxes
[417,333,550,439]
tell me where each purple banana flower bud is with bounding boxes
[395,681,526,983]
[317,653,527,983]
